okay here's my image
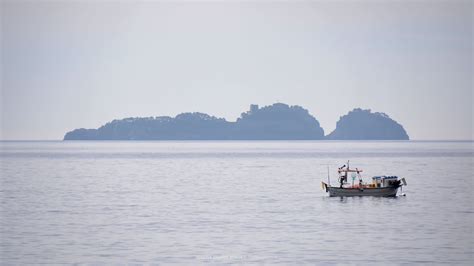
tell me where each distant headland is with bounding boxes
[64,103,409,140]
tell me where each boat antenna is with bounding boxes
[327,165,331,186]
[346,160,349,180]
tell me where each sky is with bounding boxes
[1,0,472,140]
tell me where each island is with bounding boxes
[325,108,409,140]
[64,104,409,140]
[64,103,325,140]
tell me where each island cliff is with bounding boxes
[64,103,325,140]
[326,108,409,140]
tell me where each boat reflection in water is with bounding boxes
[321,161,407,197]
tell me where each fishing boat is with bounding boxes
[321,162,407,197]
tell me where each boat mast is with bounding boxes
[327,165,331,186]
[346,160,349,180]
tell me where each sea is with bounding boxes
[1,141,473,264]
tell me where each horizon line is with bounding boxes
[0,139,473,142]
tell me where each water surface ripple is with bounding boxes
[1,141,473,264]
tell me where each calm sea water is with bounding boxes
[1,141,473,264]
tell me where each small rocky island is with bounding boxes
[326,108,409,140]
[64,104,409,140]
[64,103,325,140]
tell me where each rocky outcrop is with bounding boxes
[326,108,409,140]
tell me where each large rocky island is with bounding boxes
[326,108,409,140]
[64,104,409,140]
[64,103,325,140]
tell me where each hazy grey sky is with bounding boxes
[1,0,472,140]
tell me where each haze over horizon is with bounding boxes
[1,0,472,140]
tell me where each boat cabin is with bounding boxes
[372,176,399,188]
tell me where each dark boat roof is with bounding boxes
[372,176,398,179]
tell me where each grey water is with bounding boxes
[1,141,473,264]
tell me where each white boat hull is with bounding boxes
[327,186,399,197]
